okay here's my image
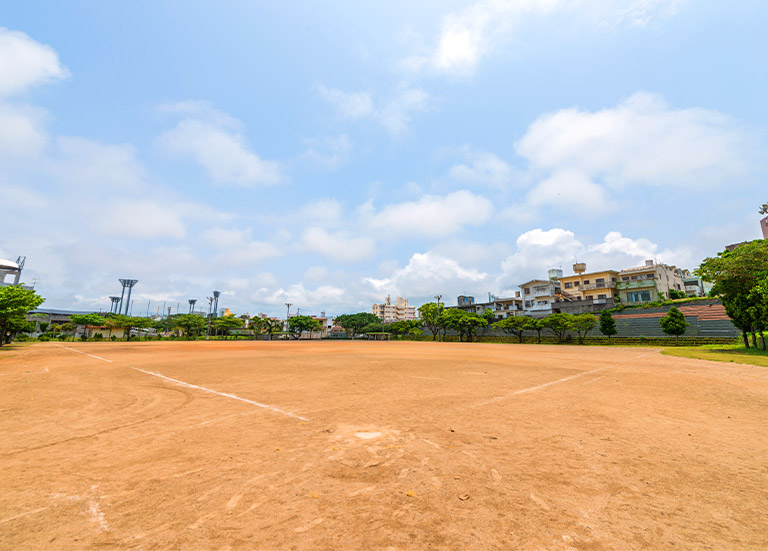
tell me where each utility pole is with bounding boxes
[433,294,443,342]
[285,303,292,332]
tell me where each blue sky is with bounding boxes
[1,1,766,317]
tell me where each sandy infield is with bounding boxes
[1,341,766,550]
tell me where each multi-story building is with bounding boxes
[372,296,417,323]
[453,294,523,320]
[520,270,562,317]
[683,276,713,297]
[555,264,619,313]
[616,260,688,304]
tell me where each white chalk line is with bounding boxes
[55,344,112,363]
[129,367,308,421]
[473,367,609,408]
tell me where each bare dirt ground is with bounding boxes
[1,341,766,550]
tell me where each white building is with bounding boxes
[372,296,417,323]
[520,270,562,318]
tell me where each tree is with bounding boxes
[439,309,487,342]
[493,316,529,343]
[669,289,687,299]
[288,315,322,339]
[418,302,444,341]
[696,239,768,347]
[70,313,107,341]
[174,314,207,338]
[334,313,381,338]
[569,313,597,344]
[361,321,385,335]
[598,310,618,342]
[388,319,421,339]
[760,202,768,215]
[109,314,153,340]
[526,318,544,344]
[541,313,573,343]
[213,314,244,337]
[0,286,44,346]
[262,318,283,340]
[659,307,689,345]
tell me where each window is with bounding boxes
[622,276,629,281]
[583,280,590,284]
[596,278,604,284]
[627,290,652,302]
[564,282,572,288]
[524,288,530,295]
[597,294,606,299]
[574,281,580,286]
[612,277,617,282]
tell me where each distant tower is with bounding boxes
[118,279,138,315]
[188,299,197,313]
[109,296,121,313]
[573,263,586,274]
[212,291,220,318]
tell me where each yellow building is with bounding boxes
[372,296,417,323]
[558,264,620,304]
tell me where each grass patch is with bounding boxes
[662,344,768,367]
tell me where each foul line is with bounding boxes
[55,344,113,363]
[129,367,308,421]
[473,367,608,408]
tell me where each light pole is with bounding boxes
[206,297,213,339]
[285,303,292,332]
[433,294,443,342]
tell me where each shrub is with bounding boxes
[38,335,51,342]
[15,334,30,341]
[93,333,104,340]
[110,335,117,341]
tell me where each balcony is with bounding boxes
[579,282,616,291]
[617,280,657,290]
[527,303,553,312]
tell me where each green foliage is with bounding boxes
[439,309,487,342]
[417,302,444,341]
[659,307,689,344]
[569,313,597,344]
[173,314,207,338]
[361,321,385,334]
[288,315,322,339]
[492,316,529,343]
[213,314,244,336]
[334,312,381,337]
[0,285,44,346]
[541,313,573,342]
[525,318,544,343]
[669,289,687,299]
[759,202,768,215]
[598,310,618,340]
[388,319,421,338]
[261,318,283,340]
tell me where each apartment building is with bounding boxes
[452,294,523,320]
[683,276,713,297]
[372,296,417,323]
[520,271,562,318]
[616,260,688,304]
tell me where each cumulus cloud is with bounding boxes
[199,226,283,266]
[104,201,186,240]
[365,251,489,300]
[252,281,347,308]
[0,102,48,158]
[401,0,685,75]
[316,83,430,136]
[157,101,282,187]
[448,149,518,189]
[0,28,69,97]
[368,190,493,237]
[526,168,614,212]
[301,227,375,263]
[49,137,146,189]
[300,134,352,169]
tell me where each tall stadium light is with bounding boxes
[118,279,138,315]
[206,296,213,339]
[13,256,25,286]
[433,294,443,342]
[285,302,293,332]
[109,296,121,313]
[213,291,220,318]
[188,299,197,313]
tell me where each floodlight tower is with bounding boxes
[188,299,197,313]
[118,279,138,315]
[213,291,220,318]
[109,296,121,313]
[13,256,25,285]
[284,302,293,331]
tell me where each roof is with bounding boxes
[519,279,553,287]
[0,258,19,270]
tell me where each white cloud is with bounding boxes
[0,102,48,157]
[300,134,352,169]
[157,102,282,187]
[317,83,430,136]
[526,168,614,212]
[588,231,658,259]
[49,137,146,189]
[0,28,69,97]
[448,149,518,189]
[253,281,347,308]
[199,226,283,265]
[301,227,375,263]
[369,190,493,237]
[402,0,686,76]
[517,92,753,190]
[365,251,489,299]
[104,201,186,240]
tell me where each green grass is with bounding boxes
[662,343,768,367]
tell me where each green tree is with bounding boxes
[288,315,322,339]
[669,289,687,299]
[213,314,244,337]
[174,314,207,338]
[759,202,768,215]
[263,318,283,340]
[361,321,385,334]
[334,312,381,338]
[659,307,689,345]
[0,286,44,346]
[417,302,444,341]
[598,310,618,342]
[569,313,597,344]
[70,313,107,341]
[696,239,768,347]
[526,318,544,344]
[388,319,421,339]
[492,316,529,343]
[541,313,573,343]
[439,309,487,342]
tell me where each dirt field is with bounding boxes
[1,341,766,550]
